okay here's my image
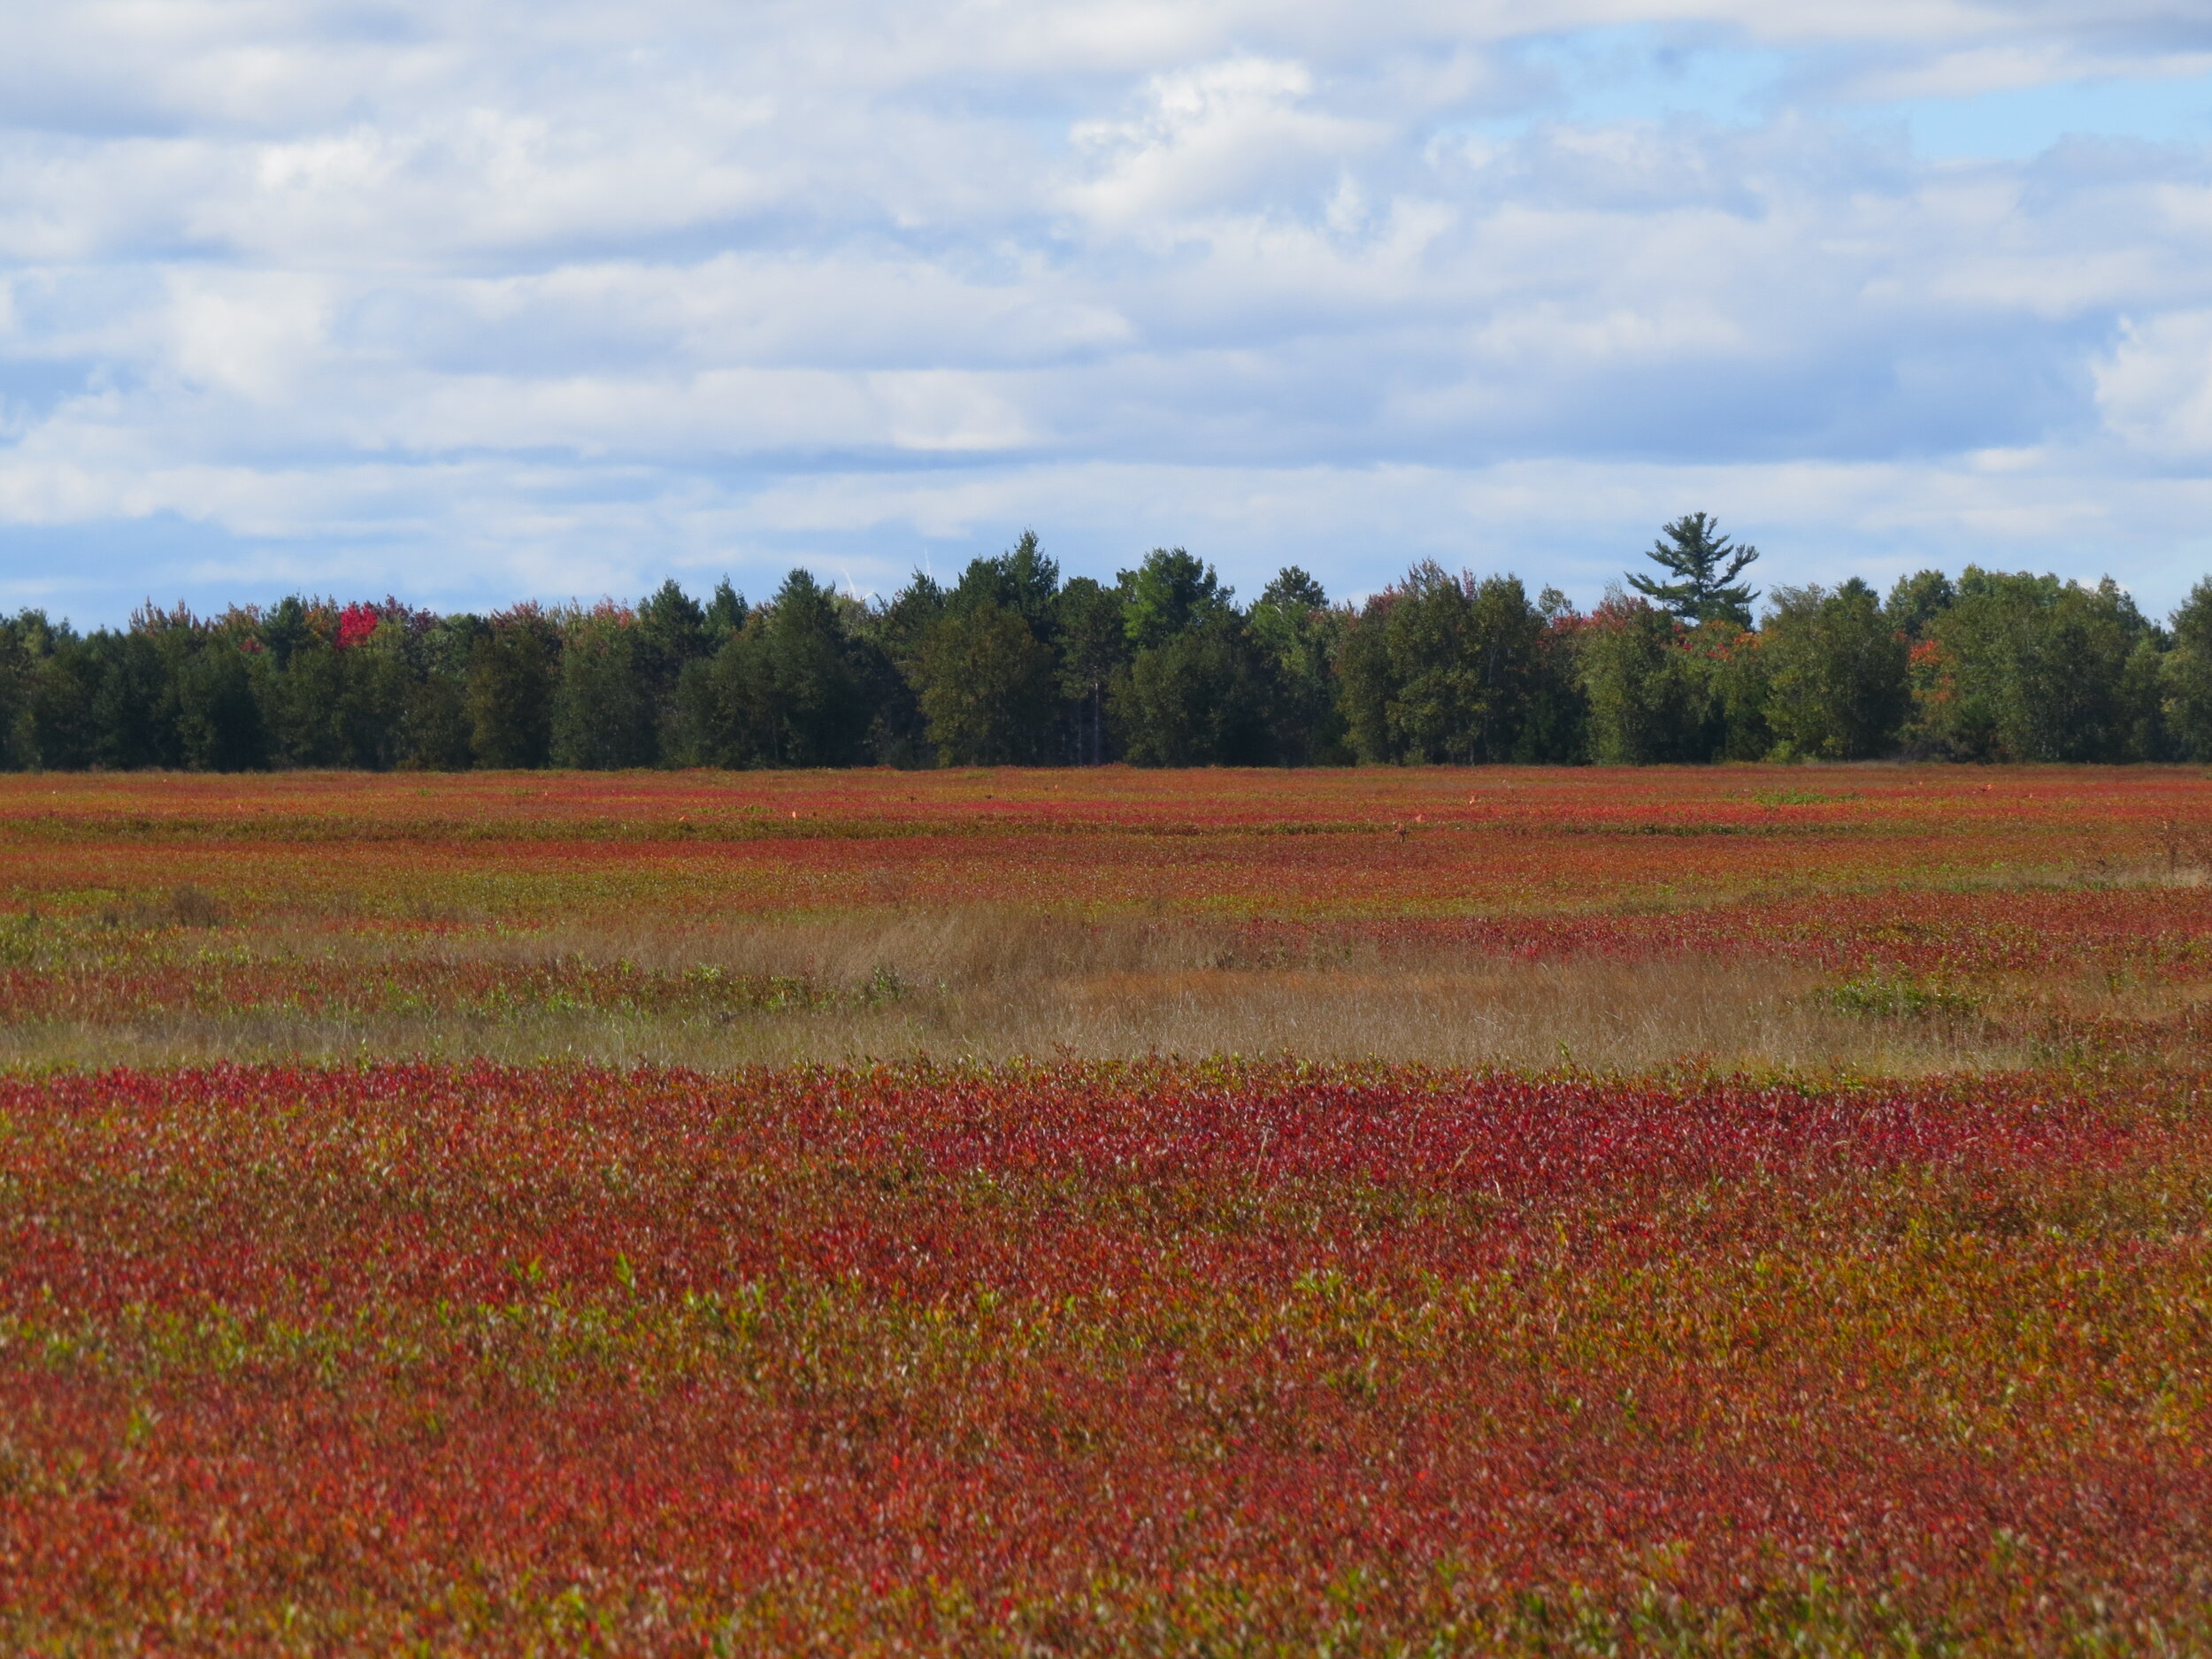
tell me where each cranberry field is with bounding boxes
[2,766,2210,1651]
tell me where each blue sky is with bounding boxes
[1,1,2209,626]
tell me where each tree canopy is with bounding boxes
[0,520,2197,773]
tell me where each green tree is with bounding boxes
[910,599,1057,764]
[1118,548,1230,650]
[635,580,709,680]
[173,635,265,770]
[247,597,396,768]
[1106,549,1271,766]
[145,604,257,770]
[1692,622,1771,760]
[1246,567,1348,765]
[467,606,559,769]
[670,571,871,767]
[396,614,482,770]
[897,536,1065,765]
[1760,579,1909,759]
[2165,580,2212,761]
[260,638,346,765]
[850,573,940,768]
[670,633,772,768]
[1335,598,1393,765]
[1054,577,1129,766]
[1575,592,1710,764]
[86,626,176,769]
[551,607,656,769]
[1630,513,1760,627]
[1885,570,1955,639]
[1509,590,1590,764]
[0,614,35,769]
[703,579,747,638]
[1909,570,2150,761]
[340,621,416,768]
[1111,619,1272,766]
[0,611,72,769]
[951,531,1060,636]
[1337,565,1544,764]
[2119,634,2171,763]
[633,580,714,758]
[756,569,871,765]
[24,626,98,769]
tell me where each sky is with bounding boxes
[1,1,2210,627]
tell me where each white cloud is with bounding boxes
[1066,57,1386,234]
[164,272,334,403]
[2096,310,2212,457]
[0,1,2210,623]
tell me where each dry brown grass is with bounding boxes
[0,908,2018,1075]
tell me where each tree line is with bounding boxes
[4,518,2209,771]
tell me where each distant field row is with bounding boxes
[3,764,2205,922]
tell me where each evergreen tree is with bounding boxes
[173,634,265,771]
[949,531,1059,637]
[0,614,35,769]
[551,607,656,769]
[670,630,774,768]
[849,573,940,768]
[1512,592,1589,764]
[1335,595,1394,765]
[336,617,417,768]
[756,570,870,766]
[1053,577,1127,766]
[399,615,483,770]
[87,628,177,769]
[0,551,2196,776]
[24,626,98,770]
[467,607,559,769]
[702,580,745,637]
[1630,513,1761,627]
[1118,549,1230,650]
[633,580,714,759]
[671,571,871,768]
[1247,568,1348,765]
[901,536,1065,764]
[1109,549,1270,765]
[910,600,1057,764]
[2167,579,2212,762]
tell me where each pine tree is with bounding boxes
[1629,513,1760,626]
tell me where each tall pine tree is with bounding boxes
[1629,513,1760,626]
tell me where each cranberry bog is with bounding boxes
[4,764,2212,1069]
[2,766,2210,1651]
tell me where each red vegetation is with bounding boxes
[4,763,2209,934]
[4,767,2210,1647]
[3,1062,2207,1650]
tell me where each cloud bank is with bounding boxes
[1,1,2209,621]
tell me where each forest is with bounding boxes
[4,517,2207,770]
